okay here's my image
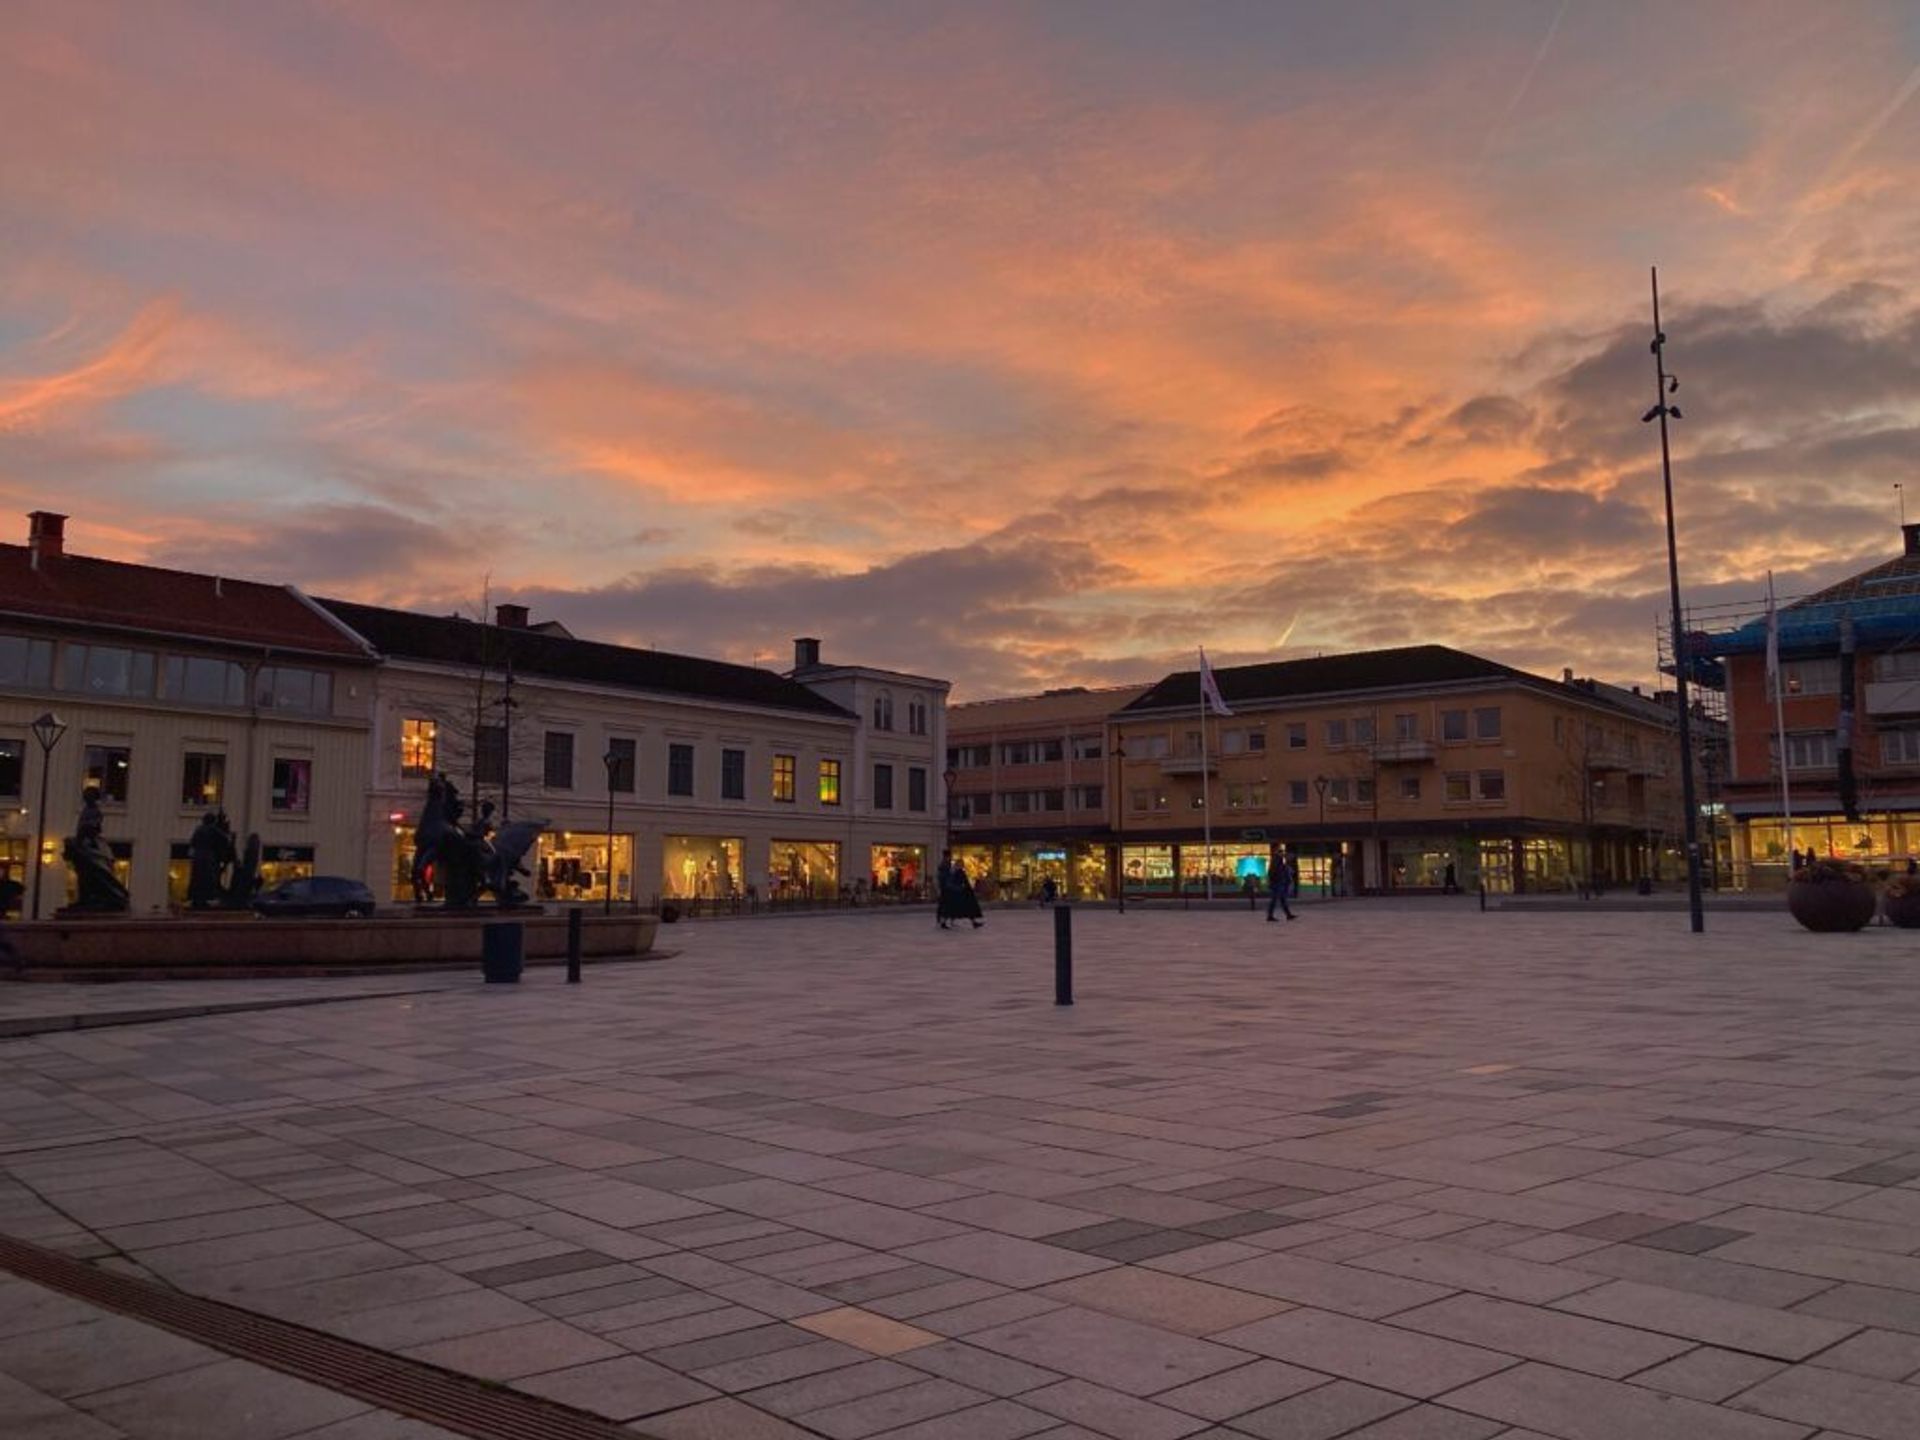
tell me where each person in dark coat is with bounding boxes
[1267,863,1295,921]
[935,851,956,929]
[951,863,984,928]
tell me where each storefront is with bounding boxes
[1121,843,1176,894]
[662,834,738,900]
[951,844,995,887]
[539,831,634,904]
[771,839,839,898]
[1385,836,1476,890]
[1177,843,1270,895]
[870,843,928,894]
[1737,811,1920,884]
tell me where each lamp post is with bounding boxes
[1112,742,1126,913]
[1314,775,1330,898]
[29,712,66,922]
[1644,266,1705,933]
[942,766,957,865]
[602,749,618,916]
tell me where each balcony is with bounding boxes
[1370,738,1434,764]
[1159,754,1217,776]
[1867,679,1920,716]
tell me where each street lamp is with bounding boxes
[942,766,957,867]
[29,711,66,922]
[1112,742,1126,913]
[1314,775,1330,898]
[602,748,619,916]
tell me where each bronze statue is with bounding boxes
[420,774,544,909]
[410,772,448,901]
[186,810,236,909]
[63,785,129,913]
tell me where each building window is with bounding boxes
[255,666,332,714]
[1072,784,1103,810]
[181,752,224,807]
[1442,709,1468,742]
[1247,729,1265,752]
[1356,777,1375,803]
[667,742,694,797]
[1477,769,1506,801]
[607,737,637,793]
[1287,723,1307,749]
[874,763,894,810]
[873,691,894,731]
[1394,713,1419,741]
[163,655,247,707]
[772,753,795,802]
[1400,775,1420,800]
[1786,732,1836,770]
[1002,738,1065,765]
[720,747,745,800]
[0,738,19,801]
[1445,770,1471,802]
[401,718,436,778]
[1475,707,1502,740]
[1130,787,1148,812]
[83,745,131,803]
[1329,777,1351,803]
[1325,719,1348,748]
[1225,782,1268,809]
[63,645,156,698]
[1132,734,1169,760]
[271,757,311,812]
[0,635,55,690]
[908,700,928,735]
[475,725,507,786]
[1289,779,1308,806]
[950,792,988,820]
[1070,735,1103,760]
[1042,789,1065,811]
[1783,659,1839,696]
[1877,652,1920,682]
[818,758,841,805]
[545,731,576,791]
[1354,716,1376,745]
[1883,728,1920,765]
[908,767,928,812]
[1004,790,1032,814]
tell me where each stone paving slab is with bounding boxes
[7,906,1920,1438]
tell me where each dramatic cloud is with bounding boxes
[2,2,1918,696]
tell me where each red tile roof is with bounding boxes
[0,545,372,660]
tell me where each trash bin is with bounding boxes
[1635,877,1653,896]
[481,920,524,983]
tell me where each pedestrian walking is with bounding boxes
[1242,871,1259,910]
[1442,860,1459,895]
[935,850,956,929]
[1267,863,1295,921]
[952,864,984,928]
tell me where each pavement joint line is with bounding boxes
[0,985,460,1039]
[0,1230,694,1440]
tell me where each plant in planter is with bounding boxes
[1884,873,1920,929]
[1787,858,1879,933]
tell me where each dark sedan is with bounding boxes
[252,876,378,918]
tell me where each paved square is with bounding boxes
[5,903,1920,1437]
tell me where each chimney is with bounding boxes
[1562,667,1574,685]
[1903,521,1920,558]
[494,602,529,629]
[27,511,66,568]
[794,636,821,670]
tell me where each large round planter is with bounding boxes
[1884,889,1920,929]
[1787,879,1878,933]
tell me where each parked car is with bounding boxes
[252,876,377,918]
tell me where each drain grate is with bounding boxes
[0,1234,666,1440]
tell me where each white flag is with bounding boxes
[1199,647,1233,717]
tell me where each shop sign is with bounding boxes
[1240,829,1268,841]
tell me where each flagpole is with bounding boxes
[1199,651,1213,900]
[1768,571,1795,870]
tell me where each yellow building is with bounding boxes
[1115,646,1685,895]
[0,512,375,917]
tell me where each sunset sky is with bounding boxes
[4,2,1919,698]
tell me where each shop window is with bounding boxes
[908,767,928,812]
[873,691,894,731]
[0,635,54,690]
[271,757,311,813]
[1287,723,1306,749]
[720,746,745,800]
[667,742,694,797]
[0,738,20,802]
[1400,774,1421,801]
[1121,844,1176,894]
[181,751,224,807]
[607,737,637,793]
[541,830,635,904]
[257,844,315,892]
[470,724,506,786]
[1325,719,1348,748]
[546,731,576,791]
[773,840,840,898]
[1786,732,1835,770]
[64,645,156,698]
[869,844,926,894]
[83,744,131,803]
[256,665,331,714]
[874,763,894,810]
[164,655,248,707]
[1475,706,1502,740]
[1477,769,1506,801]
[662,834,739,899]
[818,758,841,805]
[1441,709,1468,742]
[772,753,795,802]
[1445,771,1471,802]
[401,718,437,778]
[1289,779,1308,806]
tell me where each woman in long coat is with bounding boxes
[950,862,984,928]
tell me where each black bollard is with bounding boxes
[1054,904,1073,1006]
[566,907,583,984]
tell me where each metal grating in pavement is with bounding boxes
[0,1234,667,1440]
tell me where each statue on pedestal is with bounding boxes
[416,774,545,910]
[187,810,237,909]
[62,786,129,913]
